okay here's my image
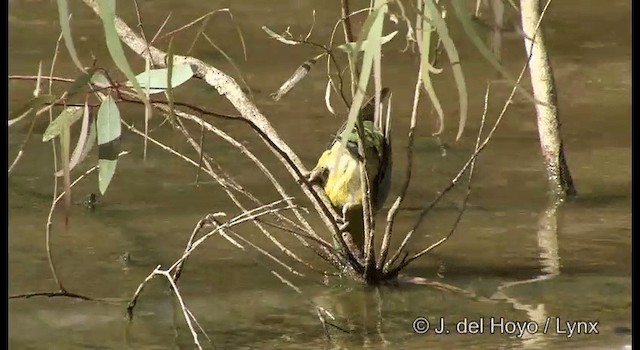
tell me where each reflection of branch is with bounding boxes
[396,275,498,304]
[491,198,562,348]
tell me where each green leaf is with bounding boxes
[125,63,194,94]
[425,0,468,140]
[42,106,84,142]
[65,67,98,98]
[78,118,97,165]
[451,0,536,105]
[340,1,388,145]
[55,101,91,177]
[98,158,118,194]
[97,0,149,107]
[419,4,445,135]
[97,95,121,145]
[55,0,83,70]
[90,72,111,88]
[8,94,57,127]
[59,113,72,219]
[336,31,399,53]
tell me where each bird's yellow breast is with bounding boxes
[315,143,363,208]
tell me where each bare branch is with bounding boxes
[80,0,359,273]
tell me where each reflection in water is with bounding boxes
[8,0,630,348]
[491,198,562,349]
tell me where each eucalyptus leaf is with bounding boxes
[98,0,149,107]
[90,72,111,88]
[55,0,83,70]
[125,63,194,94]
[424,0,468,140]
[451,0,536,105]
[419,3,445,135]
[65,67,98,98]
[97,95,121,145]
[42,106,83,142]
[77,119,97,166]
[336,30,398,53]
[339,0,387,146]
[98,158,118,194]
[55,101,91,177]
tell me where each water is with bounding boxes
[8,0,631,349]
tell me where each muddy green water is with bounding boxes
[8,0,631,349]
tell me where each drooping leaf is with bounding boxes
[451,0,536,105]
[55,101,91,176]
[125,63,194,95]
[97,0,149,109]
[59,113,72,227]
[336,31,399,53]
[98,158,118,194]
[42,106,84,142]
[324,79,335,115]
[339,0,388,148]
[424,0,468,140]
[97,135,121,195]
[96,95,121,145]
[65,67,98,98]
[8,94,57,127]
[77,118,97,166]
[55,0,83,70]
[419,3,445,135]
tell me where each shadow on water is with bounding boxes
[8,0,630,349]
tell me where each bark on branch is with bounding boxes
[520,0,576,198]
[80,0,363,275]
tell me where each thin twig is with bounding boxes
[387,84,491,276]
[45,31,65,292]
[378,65,422,269]
[122,105,339,270]
[157,269,204,350]
[340,0,359,97]
[127,200,297,318]
[158,9,228,41]
[385,1,551,272]
[9,290,94,300]
[76,2,352,270]
[150,12,172,45]
[172,218,208,282]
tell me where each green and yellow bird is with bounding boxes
[308,88,392,253]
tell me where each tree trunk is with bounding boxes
[519,0,576,198]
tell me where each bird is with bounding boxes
[307,88,392,254]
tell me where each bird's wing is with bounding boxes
[329,87,391,147]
